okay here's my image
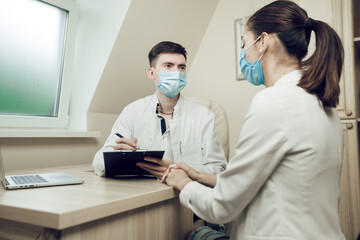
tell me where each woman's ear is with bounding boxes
[258,32,273,53]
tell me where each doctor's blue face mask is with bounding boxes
[153,69,187,98]
[239,36,265,86]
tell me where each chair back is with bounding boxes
[186,97,230,161]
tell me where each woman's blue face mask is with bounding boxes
[239,36,264,86]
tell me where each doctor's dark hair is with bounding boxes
[246,0,344,108]
[148,41,187,68]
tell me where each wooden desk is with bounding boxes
[0,164,193,239]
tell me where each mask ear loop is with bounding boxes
[245,36,263,62]
[245,36,261,51]
[258,51,264,61]
[151,68,160,86]
[256,38,265,62]
[152,67,158,75]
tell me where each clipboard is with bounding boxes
[103,150,165,177]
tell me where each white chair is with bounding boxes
[186,97,230,161]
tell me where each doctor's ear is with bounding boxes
[147,67,156,80]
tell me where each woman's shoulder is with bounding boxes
[246,88,291,127]
[251,88,284,108]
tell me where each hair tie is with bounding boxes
[305,18,313,31]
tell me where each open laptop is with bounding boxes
[0,149,84,190]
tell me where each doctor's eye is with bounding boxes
[179,65,186,71]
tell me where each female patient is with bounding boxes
[160,0,345,239]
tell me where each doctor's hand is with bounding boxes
[113,137,138,150]
[164,168,192,191]
[136,157,173,179]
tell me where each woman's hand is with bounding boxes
[162,163,217,188]
[164,168,192,191]
[174,162,200,181]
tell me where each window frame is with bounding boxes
[0,0,78,129]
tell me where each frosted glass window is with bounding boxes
[0,0,68,117]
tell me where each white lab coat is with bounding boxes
[180,71,345,239]
[93,94,227,176]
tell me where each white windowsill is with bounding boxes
[0,130,101,138]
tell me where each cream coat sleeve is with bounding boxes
[92,105,135,176]
[180,90,288,223]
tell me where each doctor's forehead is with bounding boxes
[155,53,186,66]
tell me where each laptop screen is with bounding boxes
[0,148,8,188]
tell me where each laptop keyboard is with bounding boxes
[11,175,48,185]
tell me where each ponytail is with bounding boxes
[298,19,344,108]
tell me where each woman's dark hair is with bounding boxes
[148,41,187,68]
[246,0,344,107]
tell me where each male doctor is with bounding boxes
[92,41,227,178]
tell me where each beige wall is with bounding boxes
[88,0,219,115]
[0,138,98,170]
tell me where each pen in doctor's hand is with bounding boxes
[115,132,140,149]
[115,132,124,138]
